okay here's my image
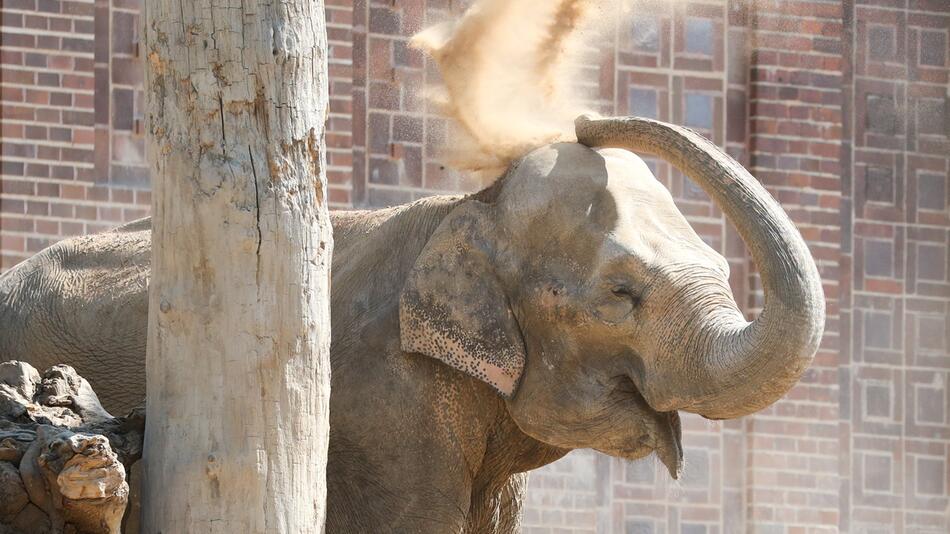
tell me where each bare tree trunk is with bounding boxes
[141,1,331,532]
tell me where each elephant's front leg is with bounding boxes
[465,473,528,534]
[326,440,476,534]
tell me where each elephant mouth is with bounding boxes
[596,377,684,479]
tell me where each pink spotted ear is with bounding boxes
[399,202,526,398]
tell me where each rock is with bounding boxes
[0,461,28,520]
[0,361,143,534]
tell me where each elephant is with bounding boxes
[0,116,824,533]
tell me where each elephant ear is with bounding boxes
[399,202,526,398]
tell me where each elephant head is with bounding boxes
[399,116,825,478]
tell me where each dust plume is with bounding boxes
[536,0,597,100]
[411,0,611,181]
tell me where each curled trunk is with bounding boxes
[575,115,825,419]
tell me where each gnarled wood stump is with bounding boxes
[0,361,143,534]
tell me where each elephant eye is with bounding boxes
[611,286,641,307]
[595,285,641,323]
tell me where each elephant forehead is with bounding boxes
[498,144,689,234]
[607,199,728,276]
[497,142,608,216]
[497,143,726,275]
[606,170,705,253]
[497,144,658,224]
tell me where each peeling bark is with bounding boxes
[0,361,143,534]
[142,0,331,532]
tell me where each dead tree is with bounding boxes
[141,0,332,532]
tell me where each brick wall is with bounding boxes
[0,0,150,270]
[843,1,950,532]
[1,1,948,533]
[744,1,844,532]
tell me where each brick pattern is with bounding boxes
[1,1,949,533]
[744,1,845,533]
[349,0,484,209]
[0,0,150,269]
[326,0,355,206]
[843,1,950,532]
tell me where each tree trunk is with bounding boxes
[141,1,331,532]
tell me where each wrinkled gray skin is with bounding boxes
[0,117,824,533]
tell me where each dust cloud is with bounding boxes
[411,0,616,181]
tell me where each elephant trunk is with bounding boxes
[575,115,825,420]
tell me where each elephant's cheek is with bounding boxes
[526,283,588,327]
[507,388,585,449]
[594,441,652,462]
